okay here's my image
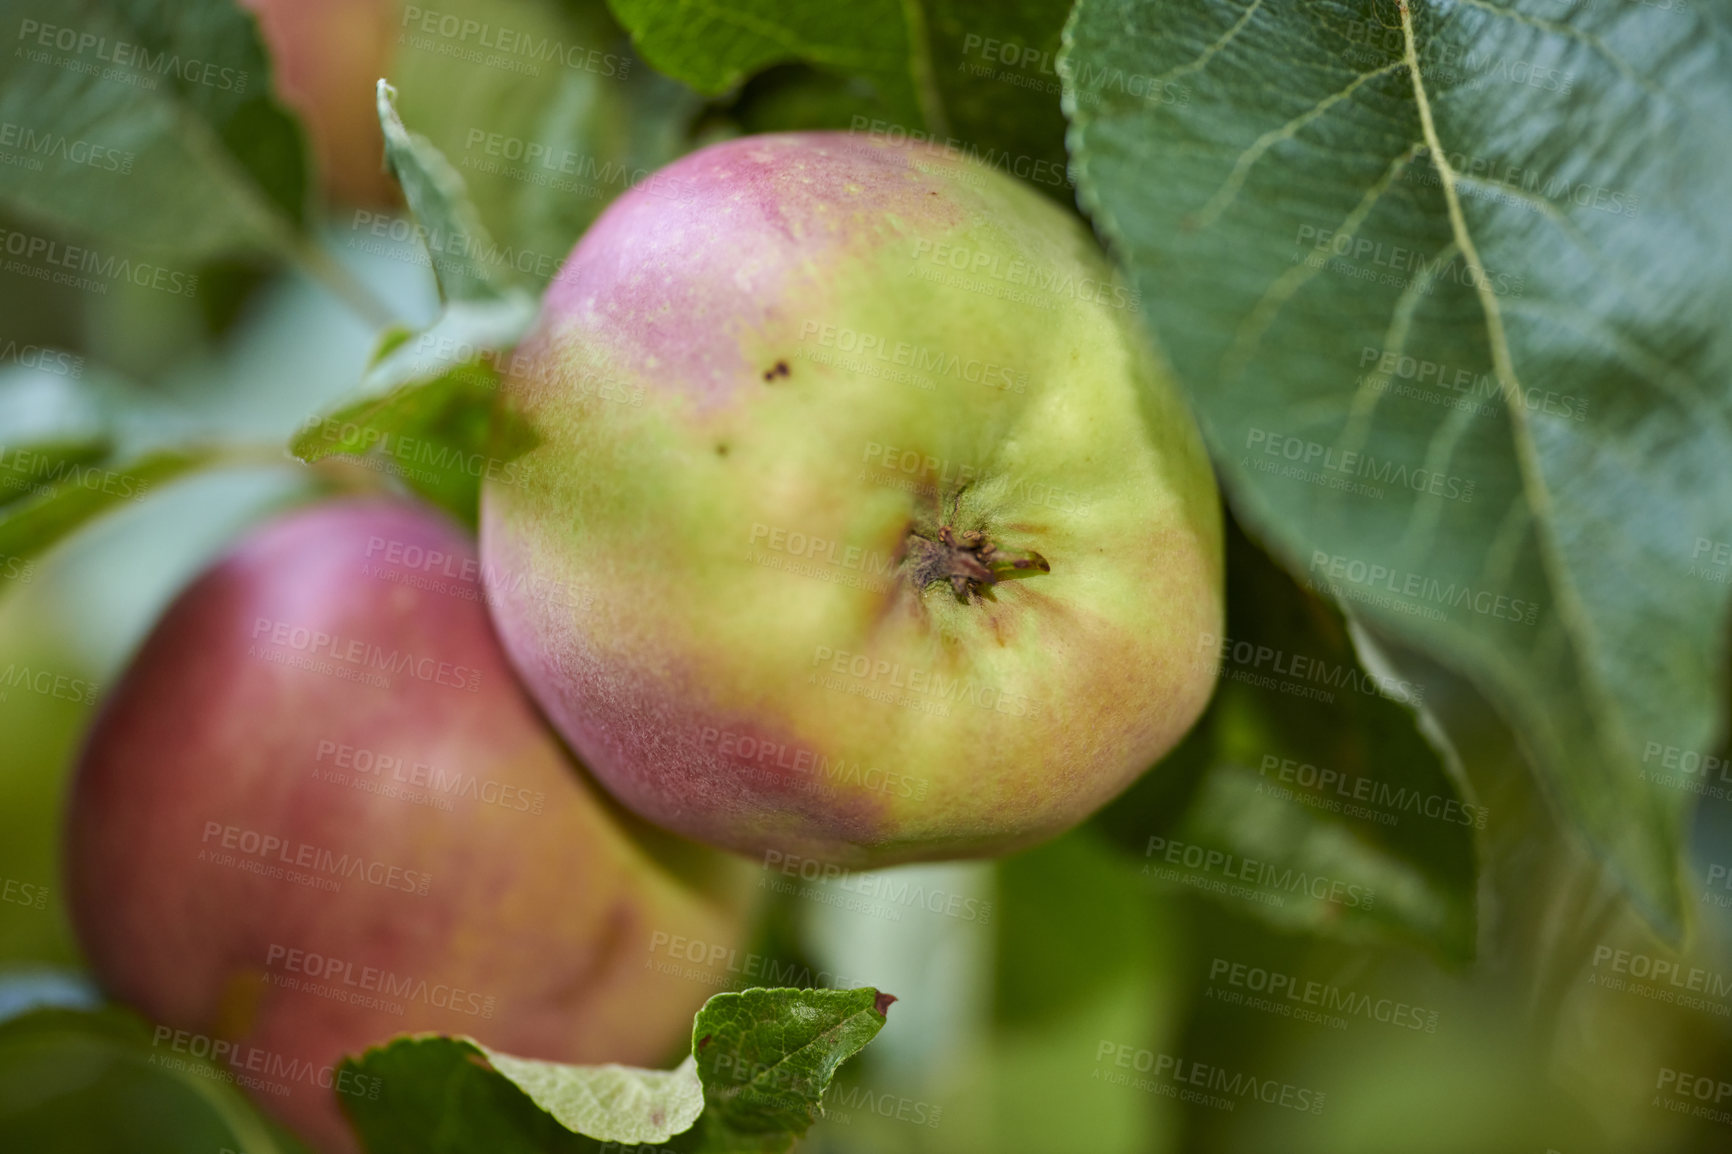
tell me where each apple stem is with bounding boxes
[905,522,1050,601]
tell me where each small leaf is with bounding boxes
[288,298,537,528]
[689,987,893,1152]
[292,92,541,526]
[377,81,520,303]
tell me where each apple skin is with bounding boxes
[241,0,399,205]
[480,131,1224,869]
[65,499,751,1152]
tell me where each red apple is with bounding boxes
[65,498,750,1151]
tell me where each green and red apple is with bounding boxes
[481,131,1224,868]
[65,499,751,1151]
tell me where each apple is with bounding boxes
[241,0,399,205]
[480,131,1224,869]
[65,498,752,1152]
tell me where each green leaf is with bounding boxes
[0,0,308,260]
[377,80,519,303]
[341,988,892,1154]
[0,1005,304,1154]
[688,986,893,1152]
[1062,0,1732,937]
[342,1035,700,1152]
[0,373,114,511]
[607,0,946,130]
[485,1052,703,1143]
[291,89,540,526]
[1098,521,1479,961]
[0,448,228,568]
[718,1,1076,202]
[288,298,537,528]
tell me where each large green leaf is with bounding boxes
[0,0,308,260]
[1062,0,1732,936]
[1097,521,1480,960]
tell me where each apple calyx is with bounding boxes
[904,519,1051,602]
